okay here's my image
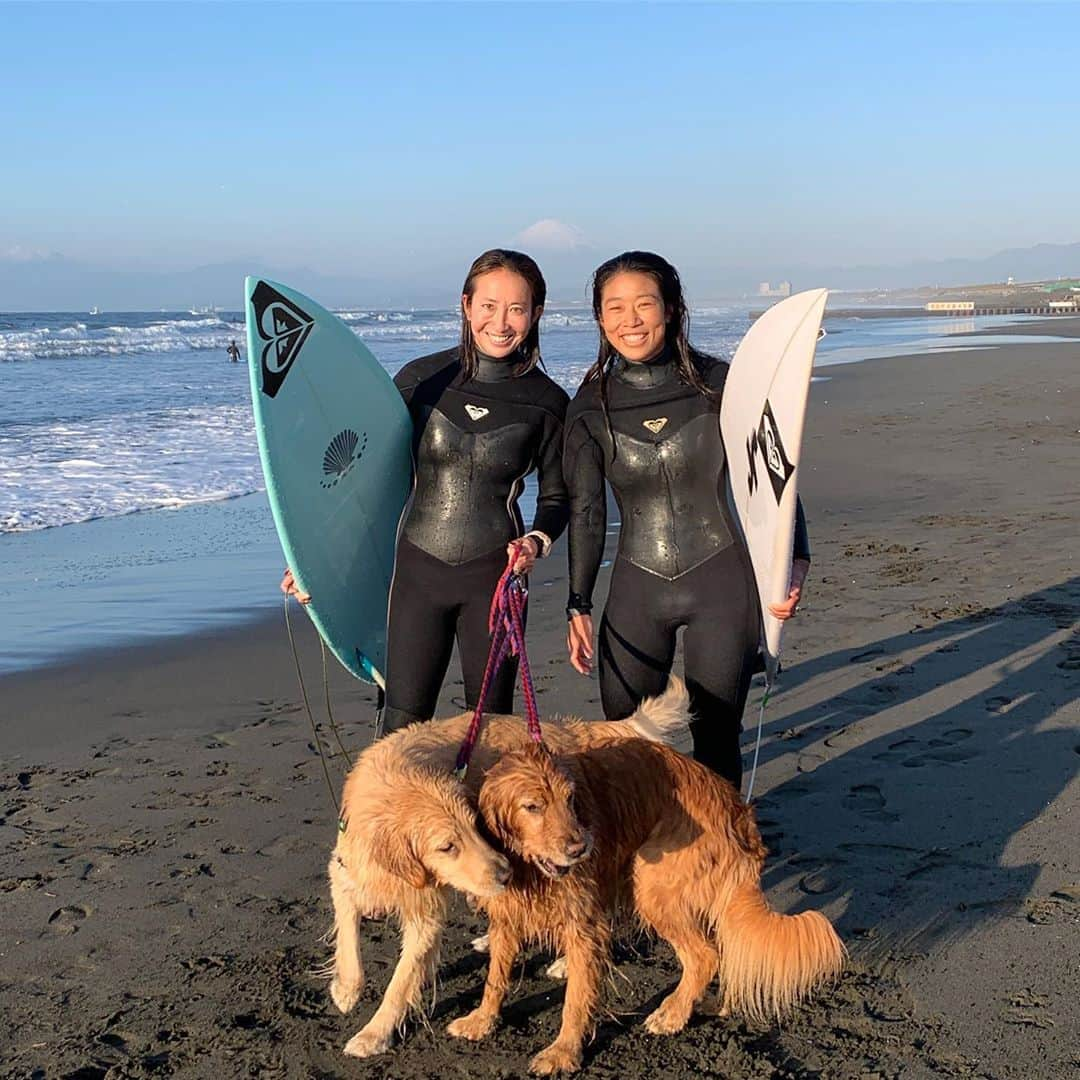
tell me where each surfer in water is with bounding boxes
[227,339,241,363]
[283,249,568,733]
[562,251,810,787]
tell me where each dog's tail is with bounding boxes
[714,881,845,1022]
[621,676,693,751]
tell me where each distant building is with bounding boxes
[757,281,792,298]
[926,301,975,312]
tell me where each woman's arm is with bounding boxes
[769,498,811,620]
[563,409,607,674]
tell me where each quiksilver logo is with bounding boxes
[465,404,489,421]
[250,281,315,398]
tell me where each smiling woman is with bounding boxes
[284,250,571,734]
[563,251,811,789]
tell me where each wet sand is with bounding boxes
[2,339,1078,1079]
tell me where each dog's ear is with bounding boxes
[372,828,431,889]
[478,762,519,849]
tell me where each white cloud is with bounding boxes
[2,244,54,262]
[515,219,585,252]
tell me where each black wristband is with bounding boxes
[566,595,593,620]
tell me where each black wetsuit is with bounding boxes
[382,347,569,732]
[563,348,810,785]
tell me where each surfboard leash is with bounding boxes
[319,635,353,767]
[743,674,773,804]
[454,543,543,778]
[283,594,343,818]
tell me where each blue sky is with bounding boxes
[2,1,1078,302]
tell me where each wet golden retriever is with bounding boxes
[452,739,844,1073]
[328,678,691,1060]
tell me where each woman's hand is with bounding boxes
[507,535,540,575]
[768,557,810,621]
[280,567,311,604]
[566,613,595,675]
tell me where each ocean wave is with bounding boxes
[0,402,263,533]
[0,316,246,362]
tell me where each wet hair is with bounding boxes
[459,249,547,380]
[582,250,716,449]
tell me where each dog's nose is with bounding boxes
[494,858,512,886]
[565,838,588,860]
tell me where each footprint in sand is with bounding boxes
[903,729,978,767]
[47,905,88,934]
[984,695,1013,714]
[824,725,860,750]
[843,784,886,815]
[1025,885,1080,925]
[798,864,844,896]
[796,751,827,774]
[873,737,920,762]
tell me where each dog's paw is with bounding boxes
[470,932,490,954]
[343,1026,393,1058]
[447,1009,496,1041]
[329,976,363,1014]
[644,999,692,1035]
[529,1041,582,1074]
[698,991,732,1018]
[544,955,568,980]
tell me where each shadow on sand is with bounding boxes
[749,574,1079,959]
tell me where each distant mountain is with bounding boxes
[786,241,1080,294]
[0,255,424,312]
[4,241,1079,311]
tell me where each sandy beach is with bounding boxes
[2,336,1078,1079]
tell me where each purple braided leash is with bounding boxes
[454,546,542,778]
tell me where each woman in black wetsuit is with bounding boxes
[285,249,568,732]
[562,251,809,787]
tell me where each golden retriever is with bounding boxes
[452,739,844,1072]
[328,678,691,1059]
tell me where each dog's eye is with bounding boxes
[522,803,542,814]
[436,841,457,854]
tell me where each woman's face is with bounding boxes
[598,271,669,363]
[463,268,541,359]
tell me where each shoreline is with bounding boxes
[4,318,1078,680]
[2,337,1078,1078]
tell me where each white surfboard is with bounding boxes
[721,288,827,682]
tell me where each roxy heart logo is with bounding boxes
[250,281,315,398]
[321,429,367,488]
[464,404,490,421]
[642,417,668,434]
[747,400,793,504]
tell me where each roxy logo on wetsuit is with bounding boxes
[746,400,793,503]
[250,280,315,398]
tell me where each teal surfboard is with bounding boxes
[244,278,412,685]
